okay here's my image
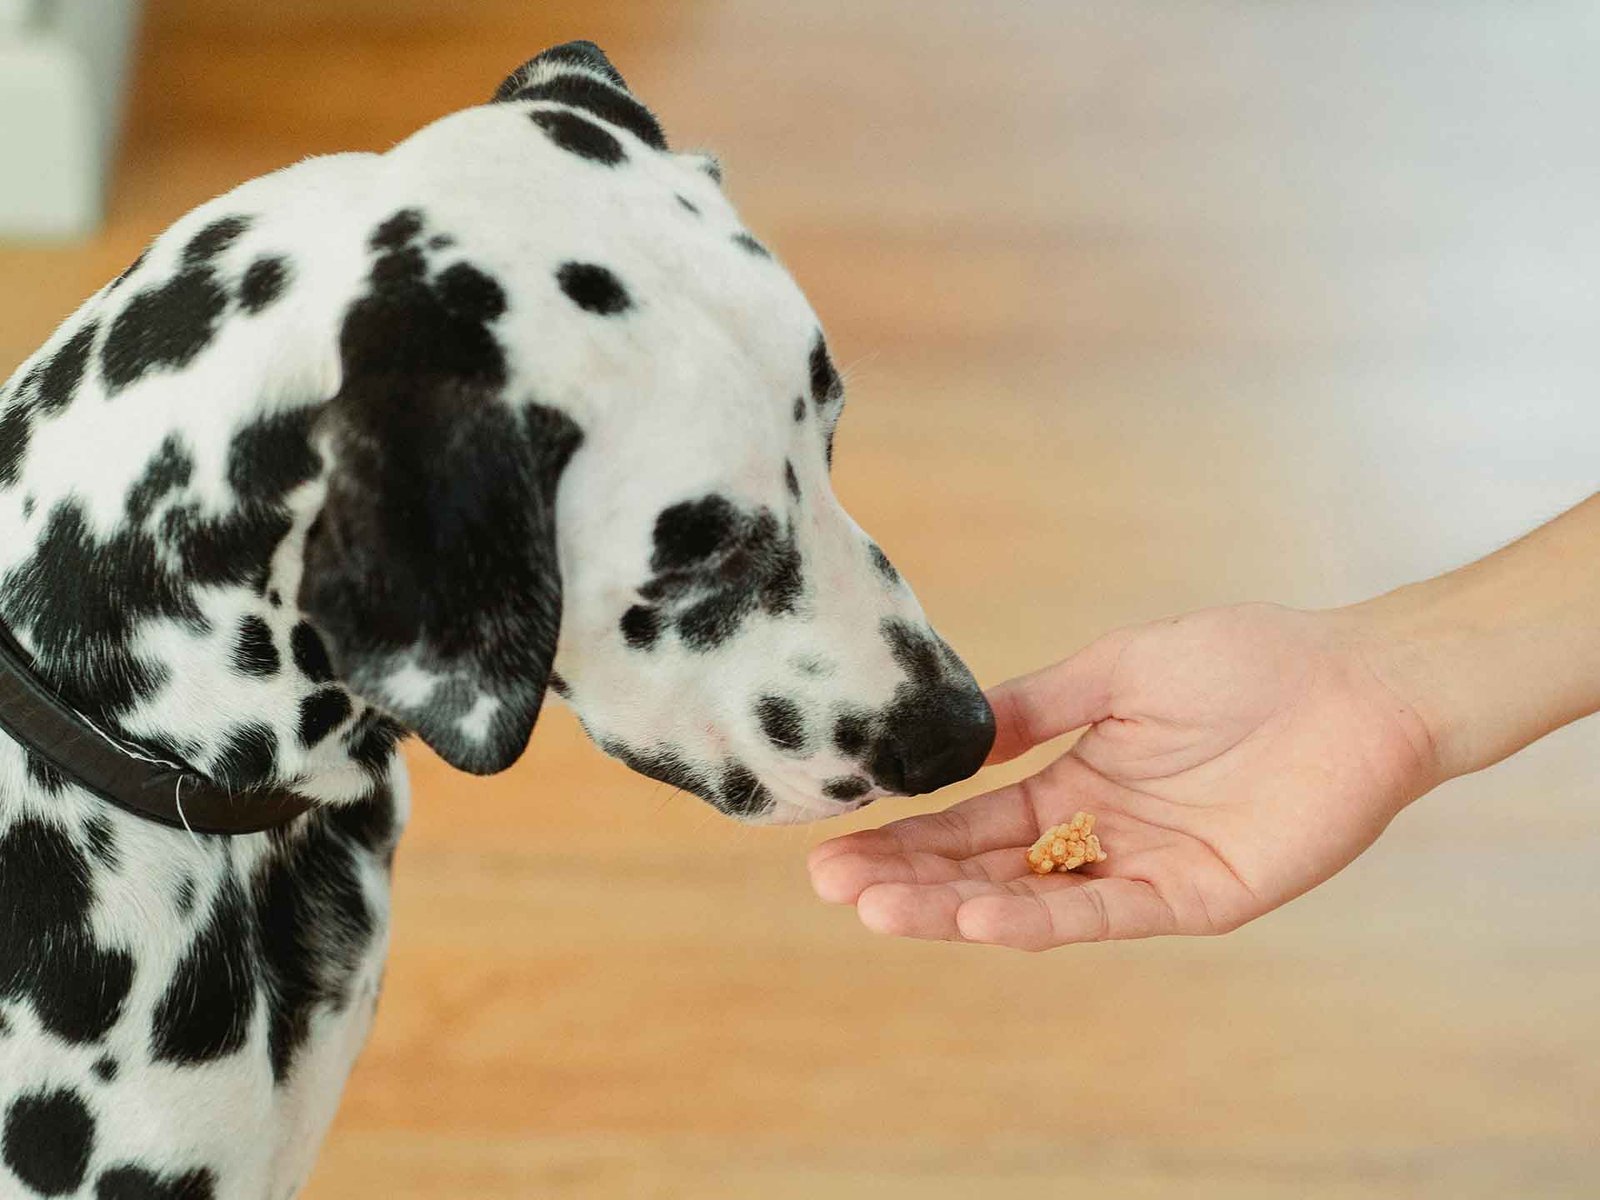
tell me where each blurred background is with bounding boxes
[3,1,1599,1196]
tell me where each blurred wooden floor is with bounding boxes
[5,2,1600,1197]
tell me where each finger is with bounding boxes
[855,882,966,941]
[809,845,1037,904]
[954,877,1179,950]
[854,874,1098,941]
[984,626,1137,765]
[808,782,1041,870]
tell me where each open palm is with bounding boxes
[808,604,1441,950]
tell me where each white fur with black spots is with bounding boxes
[0,41,992,1197]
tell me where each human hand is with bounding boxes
[808,603,1441,950]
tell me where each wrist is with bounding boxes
[1335,579,1484,785]
[1335,504,1600,783]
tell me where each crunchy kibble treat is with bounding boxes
[1026,812,1107,875]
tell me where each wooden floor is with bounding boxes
[5,2,1600,1196]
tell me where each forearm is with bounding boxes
[1339,494,1600,785]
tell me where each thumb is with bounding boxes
[984,625,1136,765]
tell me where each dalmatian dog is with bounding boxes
[0,42,994,1200]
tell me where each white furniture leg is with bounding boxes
[0,0,142,238]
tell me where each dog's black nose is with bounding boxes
[869,684,996,796]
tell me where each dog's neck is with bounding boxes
[0,318,398,807]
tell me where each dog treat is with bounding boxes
[1026,812,1106,875]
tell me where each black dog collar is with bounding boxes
[0,622,314,836]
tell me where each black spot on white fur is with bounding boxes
[35,320,98,415]
[23,748,68,794]
[824,776,872,802]
[557,262,632,315]
[833,711,870,758]
[808,334,842,465]
[756,695,807,753]
[232,615,280,677]
[209,723,279,789]
[0,320,98,486]
[151,878,256,1065]
[325,779,399,857]
[596,745,770,818]
[620,604,660,650]
[299,686,352,747]
[101,216,250,393]
[371,207,422,251]
[345,711,405,777]
[226,407,320,505]
[0,818,134,1043]
[0,402,31,488]
[719,762,772,817]
[809,334,842,410]
[1,447,295,722]
[530,108,625,166]
[0,44,1002,1197]
[602,739,711,799]
[291,621,335,683]
[869,543,900,585]
[83,815,119,870]
[125,437,193,524]
[185,217,252,264]
[95,1164,218,1199]
[733,232,770,259]
[239,256,290,315]
[255,804,380,1082]
[437,261,508,323]
[2,1087,96,1195]
[655,495,737,568]
[629,495,803,653]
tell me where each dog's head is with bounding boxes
[300,42,993,823]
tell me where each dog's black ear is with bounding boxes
[299,382,583,776]
[494,41,629,97]
[491,40,668,151]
